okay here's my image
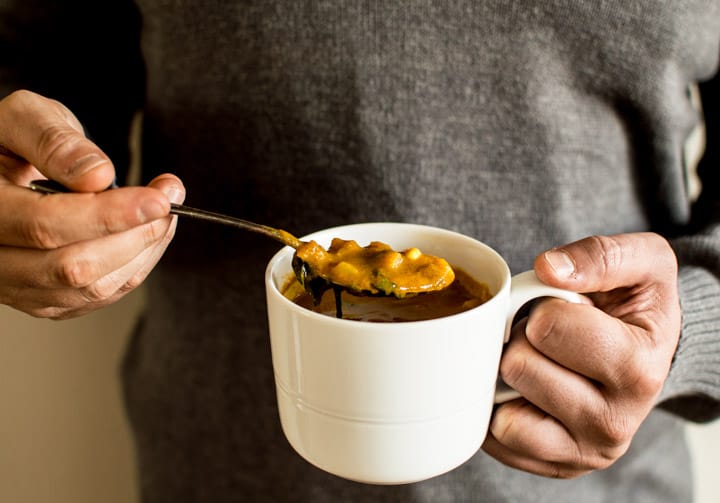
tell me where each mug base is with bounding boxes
[275,385,491,485]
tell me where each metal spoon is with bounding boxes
[28,180,455,302]
[29,179,302,247]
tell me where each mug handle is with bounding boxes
[494,270,584,404]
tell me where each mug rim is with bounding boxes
[264,222,512,326]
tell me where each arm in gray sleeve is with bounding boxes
[661,68,720,422]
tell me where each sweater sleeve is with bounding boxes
[660,69,720,422]
[0,0,145,183]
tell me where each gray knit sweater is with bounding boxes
[2,1,720,502]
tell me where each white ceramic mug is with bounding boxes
[265,223,581,484]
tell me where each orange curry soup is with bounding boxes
[282,267,492,322]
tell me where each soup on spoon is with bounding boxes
[293,237,455,299]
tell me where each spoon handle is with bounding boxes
[168,203,301,248]
[28,179,302,249]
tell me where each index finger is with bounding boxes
[0,90,115,191]
[520,298,640,388]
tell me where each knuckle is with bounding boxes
[593,442,630,470]
[140,218,175,251]
[120,273,146,294]
[586,234,624,277]
[37,124,84,171]
[525,301,561,346]
[22,215,60,249]
[574,413,632,471]
[80,282,115,304]
[547,463,565,479]
[614,345,666,398]
[638,368,666,398]
[576,450,619,474]
[140,219,166,247]
[499,347,532,392]
[597,407,634,449]
[628,360,666,399]
[83,272,132,304]
[5,89,36,108]
[52,100,85,131]
[54,252,96,288]
[97,208,125,235]
[489,401,525,441]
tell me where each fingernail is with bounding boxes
[165,186,184,204]
[544,249,576,278]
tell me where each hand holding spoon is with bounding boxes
[28,180,455,302]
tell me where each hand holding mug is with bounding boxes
[483,233,681,478]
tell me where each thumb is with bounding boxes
[534,233,677,293]
[0,90,115,192]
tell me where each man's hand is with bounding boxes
[482,233,681,478]
[0,90,184,319]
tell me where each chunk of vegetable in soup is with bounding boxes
[294,238,455,298]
